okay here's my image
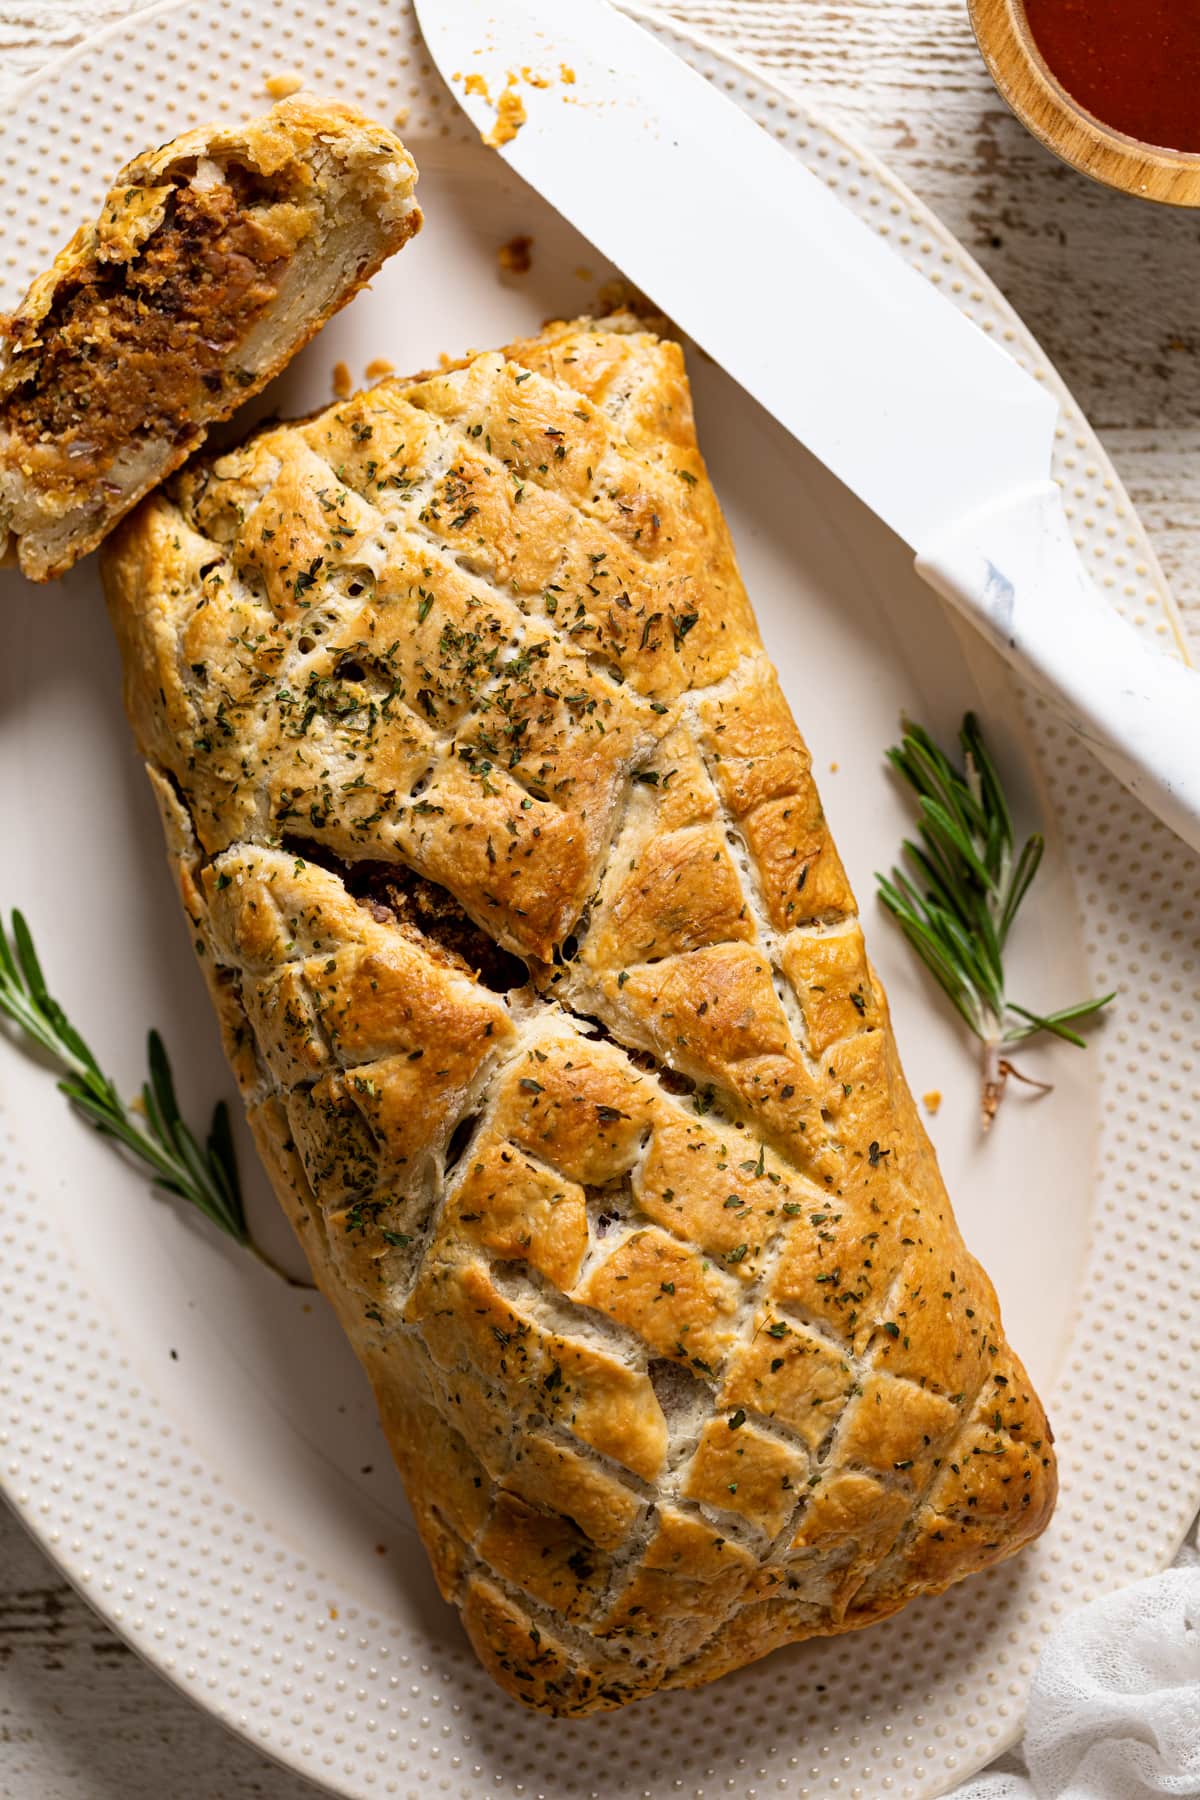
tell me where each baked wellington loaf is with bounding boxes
[102,313,1056,1714]
[0,95,420,581]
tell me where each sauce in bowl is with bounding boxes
[1023,0,1200,152]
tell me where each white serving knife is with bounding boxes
[414,0,1200,853]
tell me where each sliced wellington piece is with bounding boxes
[100,313,1056,1715]
[0,94,420,581]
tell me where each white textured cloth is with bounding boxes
[952,1524,1200,1800]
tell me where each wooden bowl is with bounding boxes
[969,0,1200,206]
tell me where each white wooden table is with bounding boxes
[1,2,1196,1794]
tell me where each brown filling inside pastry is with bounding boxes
[3,161,304,494]
[285,837,531,994]
[0,95,420,580]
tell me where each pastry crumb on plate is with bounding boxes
[264,70,304,99]
[498,233,533,274]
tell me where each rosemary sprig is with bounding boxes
[876,714,1114,1128]
[0,908,303,1284]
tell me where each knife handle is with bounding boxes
[916,481,1200,855]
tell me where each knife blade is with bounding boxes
[415,0,1200,853]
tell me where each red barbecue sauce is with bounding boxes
[1022,0,1200,152]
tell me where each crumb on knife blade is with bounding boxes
[486,79,527,148]
[457,62,579,150]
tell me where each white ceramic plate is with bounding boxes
[1,5,1198,1798]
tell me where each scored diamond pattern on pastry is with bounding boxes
[102,312,1055,1715]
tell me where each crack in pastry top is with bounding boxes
[101,312,1056,1713]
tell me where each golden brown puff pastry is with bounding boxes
[101,313,1056,1715]
[0,95,420,581]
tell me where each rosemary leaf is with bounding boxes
[0,908,304,1284]
[1007,995,1116,1049]
[877,714,1115,1128]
